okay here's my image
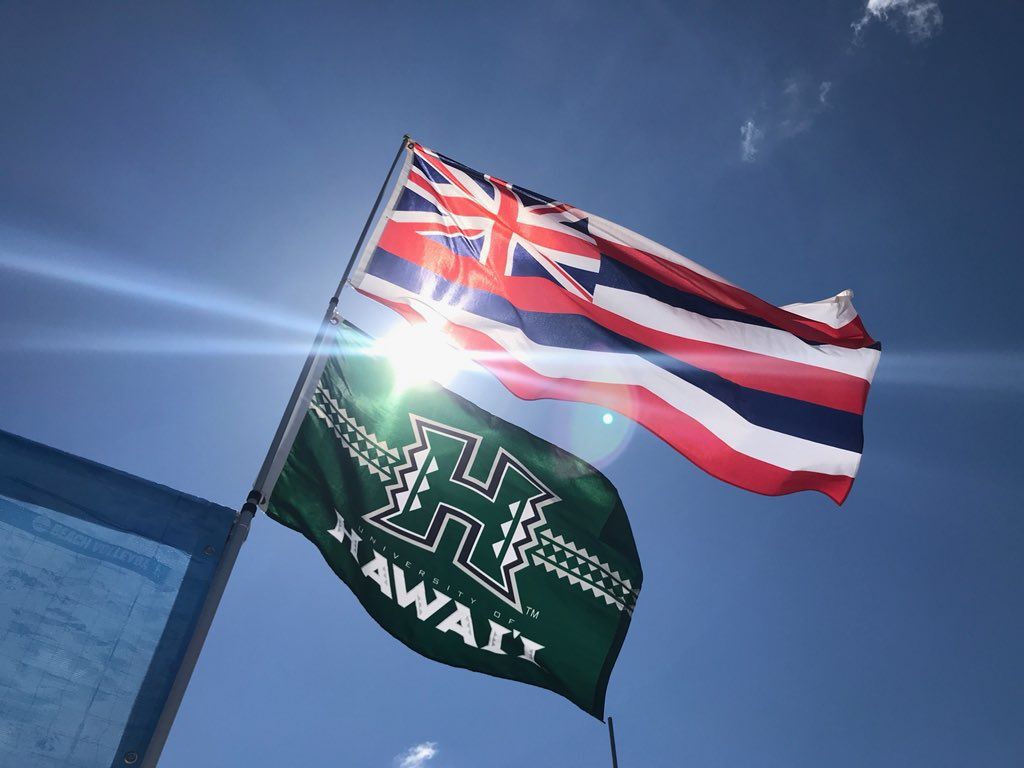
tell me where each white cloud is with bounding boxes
[778,77,815,137]
[818,80,832,105]
[740,119,763,162]
[397,742,438,768]
[852,0,943,42]
[736,1,939,164]
[741,77,832,160]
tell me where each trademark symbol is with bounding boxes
[524,605,541,619]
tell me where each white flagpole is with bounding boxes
[139,135,414,767]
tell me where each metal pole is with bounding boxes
[608,716,620,768]
[252,133,412,496]
[139,490,259,768]
[140,135,412,766]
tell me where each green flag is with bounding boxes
[266,322,642,718]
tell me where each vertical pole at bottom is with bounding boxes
[139,490,260,768]
[132,135,412,766]
[608,715,620,768]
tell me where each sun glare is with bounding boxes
[373,323,463,389]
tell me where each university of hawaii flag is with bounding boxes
[265,322,642,718]
[351,142,881,504]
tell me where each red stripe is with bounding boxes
[376,224,871,414]
[357,288,854,505]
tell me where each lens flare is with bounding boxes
[545,403,637,471]
[0,234,315,336]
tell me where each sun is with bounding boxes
[373,323,463,389]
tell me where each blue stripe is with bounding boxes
[366,248,864,453]
[573,253,790,334]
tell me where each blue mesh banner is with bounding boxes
[0,430,236,767]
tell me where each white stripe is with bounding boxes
[781,289,860,329]
[358,274,863,478]
[594,285,881,382]
[585,212,738,287]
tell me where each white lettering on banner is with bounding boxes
[393,565,451,621]
[361,551,392,596]
[435,602,477,647]
[482,620,511,655]
[328,511,361,558]
[329,516,544,665]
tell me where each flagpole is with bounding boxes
[251,132,413,499]
[138,491,259,768]
[139,135,413,766]
[608,716,620,768]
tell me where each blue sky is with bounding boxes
[2,1,1022,766]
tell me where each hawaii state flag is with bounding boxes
[351,142,881,504]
